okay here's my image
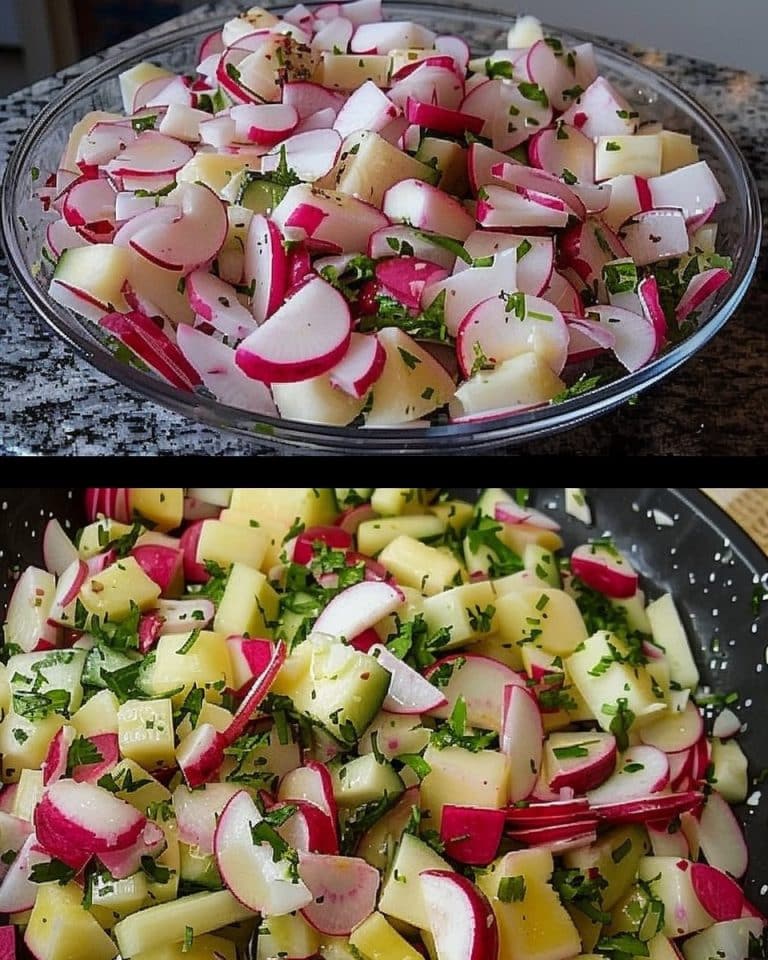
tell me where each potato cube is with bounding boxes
[196,519,267,572]
[378,536,462,596]
[142,632,234,705]
[79,556,161,622]
[25,881,118,960]
[118,698,175,771]
[129,489,184,532]
[213,563,279,638]
[421,580,498,645]
[420,745,510,830]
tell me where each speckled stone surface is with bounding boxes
[0,2,765,456]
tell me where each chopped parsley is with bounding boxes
[497,875,526,902]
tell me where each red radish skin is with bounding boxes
[440,805,505,865]
[138,611,165,652]
[375,257,449,312]
[349,628,381,653]
[176,723,227,788]
[226,636,275,693]
[298,852,380,935]
[504,798,591,827]
[0,925,15,959]
[676,268,731,323]
[293,526,353,564]
[0,835,52,915]
[506,818,600,846]
[179,519,209,583]
[224,641,287,746]
[0,814,33,881]
[97,820,167,879]
[494,500,561,531]
[85,548,117,577]
[131,544,184,596]
[590,790,705,824]
[42,726,76,786]
[278,762,340,849]
[570,542,638,598]
[547,734,618,795]
[405,98,484,137]
[370,643,448,714]
[34,780,146,869]
[328,332,386,399]
[273,800,339,856]
[100,312,202,391]
[689,863,745,922]
[336,503,377,536]
[311,580,404,642]
[420,870,499,960]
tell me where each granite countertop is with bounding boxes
[0,2,765,456]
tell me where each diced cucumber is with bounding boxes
[82,645,138,689]
[329,754,404,807]
[7,649,87,716]
[357,515,446,557]
[273,636,390,747]
[335,489,373,508]
[179,843,223,890]
[238,173,291,214]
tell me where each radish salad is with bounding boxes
[36,4,735,428]
[0,486,763,960]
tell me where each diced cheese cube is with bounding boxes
[118,698,175,770]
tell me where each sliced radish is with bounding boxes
[639,700,704,753]
[434,34,470,73]
[467,141,521,196]
[45,218,90,258]
[100,311,201,391]
[424,654,526,733]
[0,835,52,914]
[230,102,299,146]
[333,81,400,139]
[440,806,506,865]
[376,257,449,312]
[367,225,456,270]
[312,15,354,53]
[676,267,731,323]
[224,641,287,746]
[283,81,346,120]
[370,643,448,714]
[173,783,242,854]
[476,183,570,230]
[546,732,617,794]
[566,316,615,362]
[34,780,146,870]
[278,763,339,846]
[62,177,117,232]
[560,218,628,289]
[242,213,288,326]
[48,558,88,625]
[638,274,668,348]
[494,500,561,531]
[186,271,258,341]
[235,276,352,384]
[505,798,592,826]
[405,99,483,137]
[350,21,436,55]
[215,790,313,915]
[298,852,379,935]
[457,293,570,378]
[690,863,745,922]
[328,332,385,399]
[273,183,387,254]
[696,790,748,879]
[461,232,554,297]
[501,684,543,801]
[506,818,600,847]
[526,39,579,112]
[586,745,669,804]
[41,725,76,786]
[570,541,638,598]
[620,208,690,266]
[176,722,227,788]
[383,179,475,241]
[420,870,499,960]
[586,304,658,372]
[560,76,637,139]
[712,707,741,739]
[42,519,79,577]
[98,820,167,879]
[490,161,586,220]
[264,128,343,182]
[105,130,193,178]
[311,579,404,641]
[591,790,704,824]
[649,160,726,223]
[272,800,338,856]
[128,181,228,274]
[528,124,595,183]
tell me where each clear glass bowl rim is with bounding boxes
[0,1,762,453]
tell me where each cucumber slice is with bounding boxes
[237,174,290,215]
[329,753,405,807]
[179,843,223,891]
[275,636,390,747]
[82,645,138,690]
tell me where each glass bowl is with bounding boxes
[0,3,762,453]
[1,487,767,914]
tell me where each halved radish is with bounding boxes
[619,208,690,266]
[235,276,352,384]
[47,558,88,626]
[649,161,726,223]
[506,818,600,847]
[424,654,526,732]
[646,819,690,859]
[283,81,346,120]
[278,762,339,847]
[272,800,338,856]
[230,103,299,146]
[176,723,227,788]
[501,684,543,802]
[242,213,288,326]
[292,526,353,564]
[223,641,287,746]
[405,98,483,137]
[45,218,90,258]
[697,789,748,879]
[457,293,570,378]
[215,790,313,915]
[333,81,400,139]
[434,34,470,74]
[100,311,202,391]
[490,161,586,220]
[312,15,354,53]
[328,332,386,399]
[676,268,731,323]
[42,519,79,577]
[420,870,499,960]
[461,232,554,297]
[131,543,183,596]
[298,852,379,935]
[467,141,521,196]
[34,780,146,870]
[62,177,117,233]
[383,179,475,242]
[273,183,387,254]
[311,579,404,641]
[440,806,506,865]
[638,275,667,347]
[367,225,455,269]
[127,181,228,274]
[370,643,448,714]
[504,797,591,827]
[138,612,164,652]
[526,39,578,112]
[570,541,638,597]
[226,636,275,693]
[566,316,615,362]
[712,708,741,739]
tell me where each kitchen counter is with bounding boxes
[0,1,765,456]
